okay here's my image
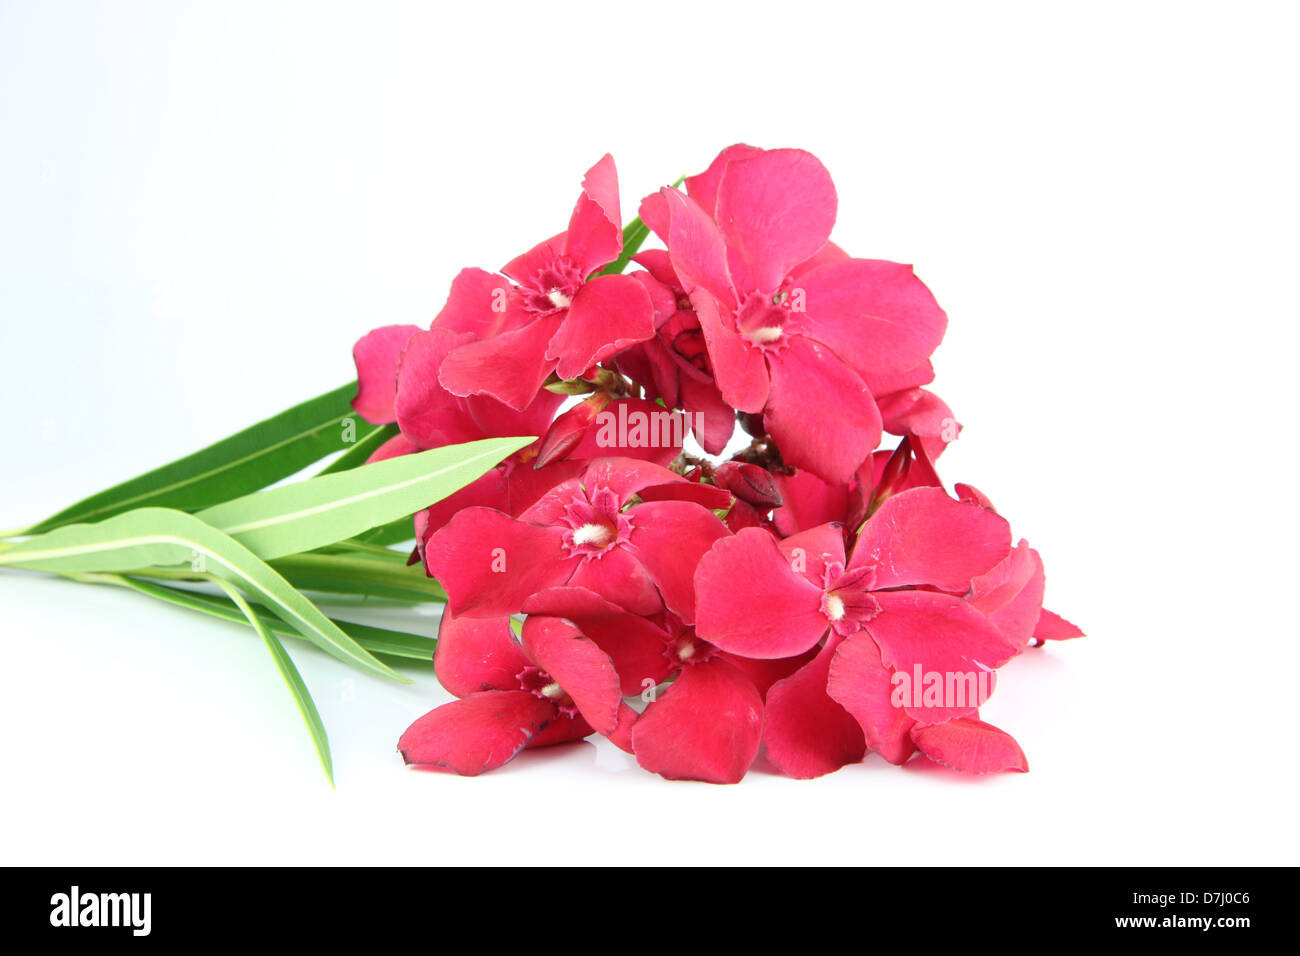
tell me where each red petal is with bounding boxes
[765,335,882,485]
[631,657,763,784]
[776,522,848,588]
[694,527,827,659]
[522,587,673,695]
[424,507,575,617]
[693,291,768,412]
[852,487,1011,592]
[716,148,837,293]
[799,259,947,384]
[526,711,595,749]
[763,635,866,778]
[911,717,1028,773]
[521,616,621,735]
[684,143,764,216]
[395,328,481,448]
[868,591,1018,725]
[679,375,735,455]
[564,153,623,276]
[437,312,564,411]
[716,648,819,698]
[398,690,556,776]
[1034,608,1085,642]
[433,610,529,698]
[502,232,566,285]
[547,274,655,381]
[772,468,852,536]
[565,544,663,617]
[967,540,1045,652]
[626,500,730,624]
[431,268,516,338]
[658,187,736,306]
[352,325,420,424]
[826,632,917,765]
[366,433,419,464]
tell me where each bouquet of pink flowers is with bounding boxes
[0,145,1081,784]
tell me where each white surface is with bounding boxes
[1,1,1297,865]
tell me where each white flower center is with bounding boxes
[825,593,846,621]
[572,522,614,547]
[748,325,783,344]
[540,681,565,699]
[547,288,572,309]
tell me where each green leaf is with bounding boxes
[317,423,400,476]
[194,436,533,561]
[214,578,334,785]
[270,552,447,604]
[0,507,407,683]
[112,576,437,661]
[25,382,374,534]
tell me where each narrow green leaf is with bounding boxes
[213,578,334,786]
[270,552,447,604]
[112,576,437,661]
[0,508,407,683]
[195,436,533,561]
[317,422,400,476]
[25,382,374,535]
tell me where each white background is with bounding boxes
[2,0,1297,865]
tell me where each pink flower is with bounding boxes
[695,487,1025,776]
[435,156,657,410]
[425,457,731,622]
[639,145,948,484]
[398,611,622,775]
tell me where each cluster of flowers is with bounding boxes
[351,145,1082,783]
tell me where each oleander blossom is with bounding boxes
[387,145,1083,783]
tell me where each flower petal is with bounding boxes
[547,273,655,381]
[763,635,866,778]
[397,690,556,776]
[395,328,481,448]
[437,312,564,411]
[776,521,848,588]
[694,527,827,658]
[431,267,517,338]
[626,500,730,624]
[772,468,852,536]
[523,586,673,695]
[352,325,420,424]
[852,487,1011,592]
[967,539,1045,652]
[521,616,621,735]
[911,717,1028,774]
[765,335,881,485]
[684,143,764,216]
[867,590,1018,725]
[826,632,917,765]
[692,291,769,413]
[563,153,623,276]
[631,657,763,784]
[566,544,663,617]
[1034,607,1086,642]
[799,259,947,383]
[716,148,836,293]
[433,609,530,698]
[424,507,575,617]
